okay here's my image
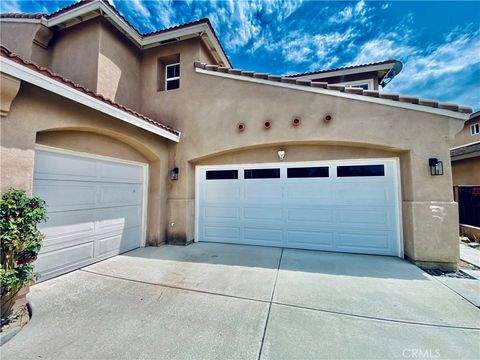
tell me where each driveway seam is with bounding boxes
[257,247,284,360]
[80,268,270,304]
[425,272,480,310]
[80,264,480,332]
[271,302,480,331]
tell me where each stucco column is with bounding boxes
[165,158,196,245]
[1,79,36,194]
[402,147,460,269]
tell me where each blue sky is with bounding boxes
[1,1,479,109]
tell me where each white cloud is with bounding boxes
[130,0,150,17]
[0,0,21,13]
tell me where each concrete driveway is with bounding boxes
[2,243,480,359]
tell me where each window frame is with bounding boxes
[165,63,180,91]
[471,123,480,136]
[337,79,374,90]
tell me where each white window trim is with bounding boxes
[337,79,374,90]
[471,123,479,136]
[165,63,180,91]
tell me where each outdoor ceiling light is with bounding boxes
[428,158,443,176]
[170,167,179,180]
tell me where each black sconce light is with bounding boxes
[428,158,443,176]
[170,167,179,180]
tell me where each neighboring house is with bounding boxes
[451,111,480,186]
[0,0,473,279]
[451,111,480,234]
[286,59,403,90]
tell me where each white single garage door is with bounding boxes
[33,148,146,281]
[196,159,402,256]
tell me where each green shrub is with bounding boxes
[1,189,47,319]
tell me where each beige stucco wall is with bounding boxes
[97,19,142,111]
[452,158,480,185]
[453,118,480,147]
[0,22,39,59]
[1,83,171,245]
[48,19,101,93]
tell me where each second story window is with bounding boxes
[471,123,479,136]
[165,63,180,91]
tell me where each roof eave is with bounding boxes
[0,0,231,67]
[291,62,396,81]
[195,66,470,120]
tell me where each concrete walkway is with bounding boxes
[461,243,480,267]
[2,243,480,359]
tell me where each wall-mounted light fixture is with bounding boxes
[170,166,179,180]
[428,158,443,176]
[278,150,285,161]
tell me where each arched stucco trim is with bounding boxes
[189,140,407,164]
[35,127,160,162]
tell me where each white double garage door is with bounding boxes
[196,159,402,257]
[33,148,146,281]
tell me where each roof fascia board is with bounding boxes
[451,151,480,161]
[1,56,180,142]
[293,63,395,80]
[450,141,480,151]
[40,1,229,65]
[0,18,46,25]
[196,67,469,120]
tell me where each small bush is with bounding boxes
[1,189,47,319]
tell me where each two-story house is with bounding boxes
[0,0,473,279]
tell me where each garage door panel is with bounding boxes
[285,182,332,202]
[334,184,392,205]
[202,182,240,202]
[287,207,333,223]
[33,149,145,280]
[204,206,240,220]
[34,182,97,212]
[34,151,97,181]
[286,230,335,248]
[337,231,392,251]
[336,208,391,227]
[98,184,142,208]
[34,241,95,277]
[98,162,143,183]
[119,226,143,253]
[204,225,240,241]
[244,206,283,220]
[244,182,282,202]
[244,227,283,245]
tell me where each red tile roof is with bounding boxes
[0,45,180,136]
[194,61,472,115]
[285,59,398,78]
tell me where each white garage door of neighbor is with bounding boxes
[33,148,146,281]
[196,159,402,256]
